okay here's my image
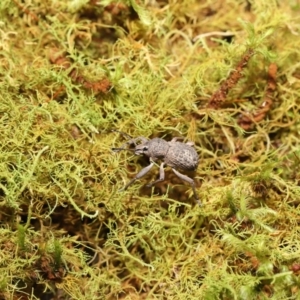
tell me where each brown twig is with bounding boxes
[238,63,277,130]
[207,49,255,109]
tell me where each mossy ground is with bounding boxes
[0,0,300,299]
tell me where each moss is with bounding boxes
[0,0,300,298]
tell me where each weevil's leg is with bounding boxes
[170,137,184,142]
[170,137,195,147]
[172,168,201,206]
[120,161,155,191]
[132,136,149,145]
[186,141,194,147]
[146,162,165,187]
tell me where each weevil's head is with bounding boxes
[135,138,169,159]
[134,142,150,156]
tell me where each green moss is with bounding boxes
[0,0,300,298]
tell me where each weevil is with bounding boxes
[112,130,201,205]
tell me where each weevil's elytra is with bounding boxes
[165,140,198,170]
[112,130,201,206]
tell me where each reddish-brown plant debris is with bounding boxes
[238,63,277,130]
[104,2,129,15]
[48,48,112,98]
[12,0,39,22]
[207,49,255,109]
[31,255,65,282]
[290,263,300,274]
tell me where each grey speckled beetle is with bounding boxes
[112,130,200,205]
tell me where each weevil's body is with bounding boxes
[112,131,200,205]
[165,139,198,171]
[137,138,198,171]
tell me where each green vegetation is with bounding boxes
[0,0,300,299]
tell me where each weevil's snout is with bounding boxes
[134,144,149,156]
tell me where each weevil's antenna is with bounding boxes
[111,130,133,140]
[111,130,149,152]
[111,130,136,152]
[111,147,135,152]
